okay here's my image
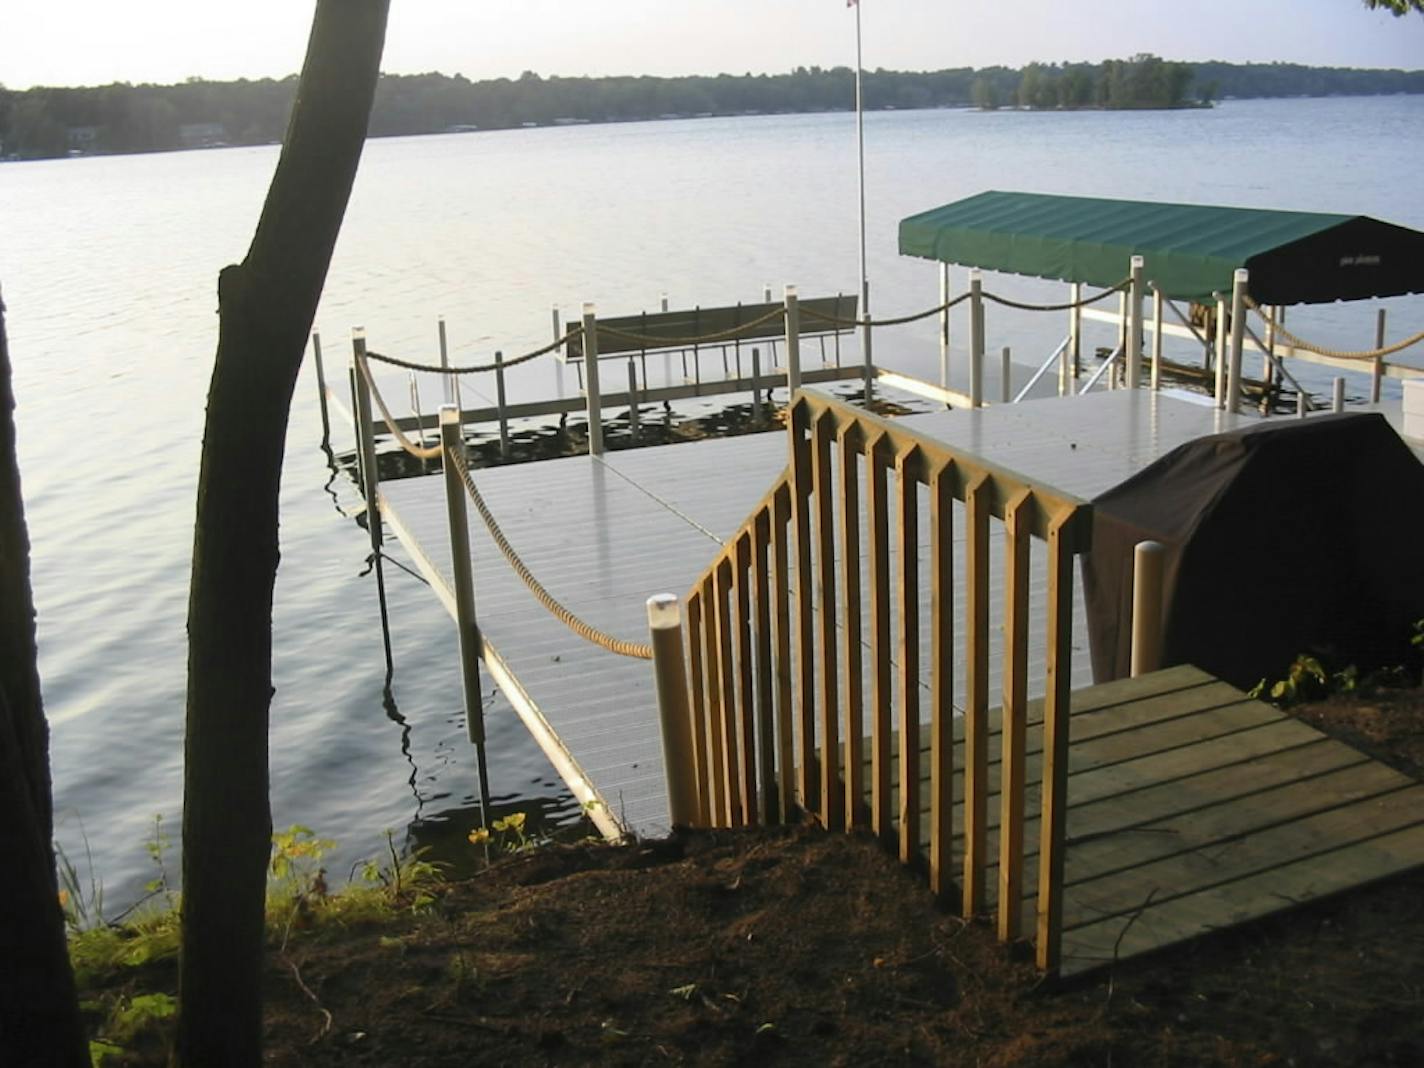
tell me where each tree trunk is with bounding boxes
[176,4,389,1065]
[0,292,87,1066]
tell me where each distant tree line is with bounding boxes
[2,56,1421,160]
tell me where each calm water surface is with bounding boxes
[2,96,1420,906]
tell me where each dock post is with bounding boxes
[940,262,952,388]
[1068,282,1082,382]
[1127,256,1144,389]
[1000,346,1012,404]
[551,306,568,399]
[627,358,640,444]
[661,292,670,313]
[1150,287,1164,391]
[1333,377,1346,413]
[648,594,699,827]
[351,329,382,553]
[969,269,985,408]
[861,281,874,403]
[1372,309,1386,403]
[1213,294,1229,408]
[582,302,604,456]
[1131,541,1166,677]
[438,315,461,414]
[1226,270,1249,414]
[1298,389,1308,419]
[784,285,802,395]
[312,331,332,445]
[494,350,510,459]
[439,405,487,746]
[750,347,763,421]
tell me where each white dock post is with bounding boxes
[1226,269,1249,414]
[784,285,802,395]
[551,306,568,397]
[312,331,331,443]
[1127,256,1144,389]
[581,302,604,456]
[438,315,460,412]
[1213,294,1229,408]
[1069,282,1083,382]
[940,262,952,388]
[1372,309,1387,403]
[1000,346,1012,403]
[439,404,486,746]
[1150,287,1164,392]
[647,594,699,827]
[763,284,772,304]
[969,269,985,408]
[493,350,510,459]
[1131,541,1166,677]
[1298,389,1308,419]
[1333,377,1346,413]
[351,328,382,552]
[661,292,670,313]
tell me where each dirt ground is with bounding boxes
[84,687,1424,1067]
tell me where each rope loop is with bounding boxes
[447,447,654,660]
[800,291,973,329]
[365,326,581,375]
[980,278,1131,313]
[356,355,444,460]
[1244,296,1424,362]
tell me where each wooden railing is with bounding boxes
[680,389,1093,972]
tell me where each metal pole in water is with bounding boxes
[582,302,604,456]
[751,347,763,421]
[1000,346,1012,404]
[1069,282,1082,382]
[940,263,952,388]
[1131,541,1166,677]
[439,404,491,825]
[1213,294,1228,407]
[969,269,985,408]
[627,357,640,444]
[1226,269,1249,415]
[1127,257,1144,390]
[784,285,802,395]
[1150,287,1164,392]
[312,331,331,446]
[647,594,699,827]
[352,329,395,681]
[1372,308,1387,404]
[1333,377,1346,413]
[494,350,510,459]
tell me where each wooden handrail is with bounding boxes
[680,388,1092,974]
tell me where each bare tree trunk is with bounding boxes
[0,291,87,1066]
[176,5,389,1065]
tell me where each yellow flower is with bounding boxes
[467,827,490,845]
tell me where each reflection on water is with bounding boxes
[3,97,1420,910]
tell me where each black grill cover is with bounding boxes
[1082,412,1424,690]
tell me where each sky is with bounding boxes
[3,0,1423,90]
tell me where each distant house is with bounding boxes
[178,122,228,148]
[66,126,100,153]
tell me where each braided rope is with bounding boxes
[356,355,444,460]
[593,305,787,348]
[1245,297,1424,362]
[800,291,973,329]
[981,278,1130,313]
[447,447,654,660]
[365,327,580,375]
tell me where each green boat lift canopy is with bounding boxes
[898,190,1424,306]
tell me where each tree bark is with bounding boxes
[0,292,87,1066]
[175,5,389,1065]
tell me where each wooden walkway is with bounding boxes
[889,663,1424,976]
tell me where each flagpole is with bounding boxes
[854,0,871,399]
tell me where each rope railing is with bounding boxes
[365,326,581,375]
[800,291,972,329]
[446,445,654,661]
[1244,297,1424,362]
[356,354,445,460]
[981,278,1131,313]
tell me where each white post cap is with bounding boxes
[439,403,461,426]
[646,593,681,630]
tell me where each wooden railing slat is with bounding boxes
[997,489,1034,941]
[895,447,922,865]
[753,509,776,825]
[867,434,894,841]
[771,482,796,823]
[838,426,865,831]
[929,461,955,896]
[715,560,742,827]
[735,534,757,825]
[1036,507,1077,972]
[813,411,842,828]
[963,472,991,915]
[791,400,817,807]
[686,589,710,827]
[700,574,726,827]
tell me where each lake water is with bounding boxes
[3,96,1421,909]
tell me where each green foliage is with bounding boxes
[468,810,534,857]
[269,824,336,884]
[1250,654,1330,706]
[87,993,177,1065]
[1362,0,1424,15]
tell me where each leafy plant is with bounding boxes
[55,823,105,934]
[1250,654,1328,706]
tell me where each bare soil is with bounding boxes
[83,687,1424,1066]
